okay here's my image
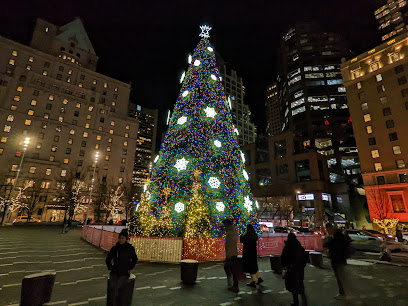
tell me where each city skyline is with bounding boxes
[0,0,382,131]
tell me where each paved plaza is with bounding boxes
[1,227,408,305]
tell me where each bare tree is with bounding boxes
[14,180,47,221]
[366,186,399,235]
[121,181,138,222]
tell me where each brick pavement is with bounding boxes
[1,227,408,305]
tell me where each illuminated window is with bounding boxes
[106,146,111,152]
[11,105,17,111]
[119,177,123,184]
[98,126,103,131]
[83,132,88,138]
[36,142,42,149]
[49,155,55,162]
[42,70,48,76]
[123,141,128,147]
[3,125,11,132]
[51,145,57,152]
[29,166,36,174]
[393,146,402,155]
[9,59,15,65]
[17,86,23,92]
[61,169,67,177]
[68,138,73,145]
[376,74,383,82]
[70,129,75,135]
[41,181,50,189]
[85,123,90,129]
[95,144,100,149]
[122,149,127,155]
[7,115,14,122]
[63,158,69,164]
[31,99,37,106]
[371,150,380,158]
[14,95,20,102]
[397,160,406,168]
[93,79,97,85]
[121,158,126,164]
[78,82,83,88]
[370,61,380,72]
[126,125,130,130]
[24,119,31,126]
[28,56,33,62]
[380,96,388,104]
[104,82,108,88]
[49,95,54,101]
[108,138,112,143]
[105,155,110,161]
[76,103,81,108]
[58,116,63,123]
[112,101,116,106]
[88,106,93,111]
[364,114,371,122]
[351,68,361,79]
[374,163,383,171]
[109,129,114,134]
[361,103,368,110]
[366,126,373,134]
[0,148,4,155]
[12,50,17,56]
[125,133,129,138]
[11,164,18,171]
[28,110,34,115]
[68,69,72,75]
[87,115,91,120]
[96,135,101,140]
[104,164,109,170]
[62,99,68,105]
[114,87,118,92]
[110,121,115,126]
[26,65,31,70]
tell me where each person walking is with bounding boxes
[222,219,240,293]
[323,223,349,299]
[106,229,138,306]
[240,224,263,288]
[281,233,308,306]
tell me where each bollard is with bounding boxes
[305,250,313,263]
[20,272,56,306]
[181,259,199,284]
[107,273,136,306]
[270,255,283,274]
[236,255,246,280]
[309,251,323,268]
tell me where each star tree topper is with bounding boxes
[199,25,212,39]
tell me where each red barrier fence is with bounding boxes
[82,226,323,262]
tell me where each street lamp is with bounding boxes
[84,151,99,224]
[1,137,30,225]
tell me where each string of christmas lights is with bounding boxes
[132,26,259,237]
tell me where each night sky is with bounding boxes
[0,0,383,131]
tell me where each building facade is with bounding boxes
[0,18,138,222]
[375,0,408,42]
[242,131,349,227]
[341,33,408,224]
[275,22,361,190]
[129,104,158,199]
[265,81,281,136]
[217,55,257,146]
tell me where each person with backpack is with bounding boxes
[281,233,308,306]
[323,223,350,299]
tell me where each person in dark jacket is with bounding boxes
[281,233,308,306]
[106,229,138,305]
[323,223,349,299]
[240,224,263,288]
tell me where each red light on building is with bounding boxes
[348,116,352,123]
[324,120,330,126]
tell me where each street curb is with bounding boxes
[361,259,408,267]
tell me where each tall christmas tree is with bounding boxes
[137,25,258,237]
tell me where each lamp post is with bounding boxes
[1,137,30,225]
[84,151,99,224]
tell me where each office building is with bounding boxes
[129,104,158,199]
[375,0,408,42]
[0,18,138,221]
[341,32,408,224]
[217,55,257,146]
[265,81,281,136]
[277,22,360,186]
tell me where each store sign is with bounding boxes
[297,193,314,201]
[322,193,330,201]
[260,221,274,228]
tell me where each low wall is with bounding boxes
[82,226,323,263]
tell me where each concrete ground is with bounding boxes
[1,227,408,305]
